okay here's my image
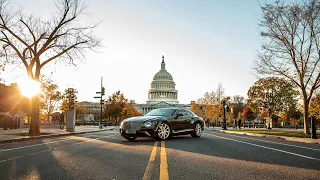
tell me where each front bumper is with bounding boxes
[119,128,156,137]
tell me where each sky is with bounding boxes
[1,0,270,104]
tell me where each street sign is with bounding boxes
[96,92,101,94]
[94,96,101,98]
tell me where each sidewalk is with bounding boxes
[205,127,320,145]
[0,124,116,144]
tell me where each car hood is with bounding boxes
[123,116,168,122]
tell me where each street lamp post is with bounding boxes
[264,89,272,129]
[222,99,227,130]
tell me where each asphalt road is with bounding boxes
[0,128,319,180]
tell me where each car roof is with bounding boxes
[157,107,188,111]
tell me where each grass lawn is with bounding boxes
[229,130,315,138]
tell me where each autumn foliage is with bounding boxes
[190,102,221,123]
[104,91,140,125]
[241,107,255,121]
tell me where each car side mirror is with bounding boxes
[174,113,183,119]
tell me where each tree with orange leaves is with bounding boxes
[104,91,140,125]
[242,107,255,121]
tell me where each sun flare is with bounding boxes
[18,77,41,98]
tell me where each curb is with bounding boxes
[0,127,115,144]
[218,130,320,144]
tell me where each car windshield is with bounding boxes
[145,108,176,117]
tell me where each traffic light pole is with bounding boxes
[100,77,103,129]
[94,77,105,129]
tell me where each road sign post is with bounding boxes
[94,77,105,129]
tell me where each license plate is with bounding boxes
[126,130,136,134]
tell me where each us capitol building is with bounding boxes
[131,56,192,115]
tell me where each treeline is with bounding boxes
[192,78,320,128]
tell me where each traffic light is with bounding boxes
[101,87,105,96]
[100,99,104,105]
[70,93,75,109]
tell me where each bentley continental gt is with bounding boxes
[119,107,205,141]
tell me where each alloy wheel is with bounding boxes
[158,123,170,140]
[195,123,202,136]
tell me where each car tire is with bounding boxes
[191,122,202,138]
[123,136,137,141]
[156,122,171,140]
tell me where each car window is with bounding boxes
[175,110,181,116]
[176,110,190,117]
[145,108,176,116]
[185,110,192,117]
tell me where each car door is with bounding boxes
[171,109,183,130]
[184,110,194,129]
[174,110,191,130]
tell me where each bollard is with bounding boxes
[14,117,18,129]
[18,117,20,128]
[9,117,13,129]
[4,116,8,130]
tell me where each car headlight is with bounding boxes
[144,121,152,127]
[143,120,158,127]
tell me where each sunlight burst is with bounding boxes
[18,77,41,98]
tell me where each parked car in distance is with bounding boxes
[119,107,205,141]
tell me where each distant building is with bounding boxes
[75,101,101,121]
[131,56,192,115]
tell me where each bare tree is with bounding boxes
[196,91,217,105]
[254,0,320,134]
[0,0,101,135]
[196,83,225,105]
[216,83,225,101]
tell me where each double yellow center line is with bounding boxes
[143,141,169,180]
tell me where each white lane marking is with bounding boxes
[0,134,116,163]
[0,132,117,153]
[203,133,320,161]
[204,130,320,152]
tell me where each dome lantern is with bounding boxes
[161,55,165,70]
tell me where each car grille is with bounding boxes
[122,122,142,130]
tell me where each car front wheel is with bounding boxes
[191,123,202,138]
[156,122,171,140]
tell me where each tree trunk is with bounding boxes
[303,99,310,134]
[29,95,40,136]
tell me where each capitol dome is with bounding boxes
[147,56,179,104]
